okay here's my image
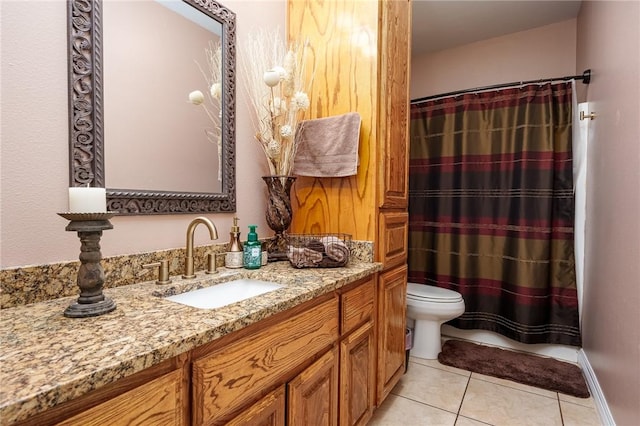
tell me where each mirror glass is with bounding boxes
[67,0,236,214]
[104,0,223,194]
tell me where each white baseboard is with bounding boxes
[578,349,615,426]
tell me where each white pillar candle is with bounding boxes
[68,187,107,213]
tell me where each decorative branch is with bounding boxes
[189,41,224,181]
[239,29,311,181]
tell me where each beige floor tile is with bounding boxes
[470,372,557,399]
[392,362,469,412]
[560,400,602,426]
[369,394,457,426]
[409,356,472,377]
[455,415,493,426]
[558,392,596,408]
[460,378,562,426]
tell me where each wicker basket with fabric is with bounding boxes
[287,233,352,268]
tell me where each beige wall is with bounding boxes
[0,0,285,268]
[410,19,577,100]
[576,2,640,425]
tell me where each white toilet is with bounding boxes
[406,283,465,359]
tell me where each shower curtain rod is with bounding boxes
[410,69,591,104]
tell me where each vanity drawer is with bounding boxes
[341,277,375,335]
[192,297,339,425]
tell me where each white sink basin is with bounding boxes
[164,278,284,309]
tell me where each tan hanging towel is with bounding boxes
[293,112,361,177]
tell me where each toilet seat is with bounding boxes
[407,283,462,303]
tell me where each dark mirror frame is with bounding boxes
[67,0,236,214]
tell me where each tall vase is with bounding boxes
[263,175,296,261]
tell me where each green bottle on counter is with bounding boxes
[243,225,262,269]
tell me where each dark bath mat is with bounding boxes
[438,339,590,398]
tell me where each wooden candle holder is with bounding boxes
[58,213,117,318]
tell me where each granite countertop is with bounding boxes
[0,261,381,425]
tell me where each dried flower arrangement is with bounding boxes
[240,29,312,179]
[187,40,223,180]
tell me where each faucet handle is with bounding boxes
[205,253,219,275]
[143,260,172,285]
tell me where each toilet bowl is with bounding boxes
[406,283,465,359]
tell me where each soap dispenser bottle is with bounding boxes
[243,225,262,269]
[225,217,244,268]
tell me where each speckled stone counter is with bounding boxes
[0,260,381,425]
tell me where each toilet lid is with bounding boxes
[407,283,462,302]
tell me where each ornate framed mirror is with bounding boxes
[67,0,236,214]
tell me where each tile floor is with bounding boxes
[369,356,602,426]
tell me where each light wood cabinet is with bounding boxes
[376,265,408,404]
[191,297,339,425]
[288,347,340,426]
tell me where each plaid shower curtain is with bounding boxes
[408,82,581,346]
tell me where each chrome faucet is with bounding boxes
[183,217,219,279]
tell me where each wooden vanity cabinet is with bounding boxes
[339,277,376,426]
[194,277,377,426]
[191,295,339,425]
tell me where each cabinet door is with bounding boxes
[378,211,409,269]
[340,321,375,426]
[288,347,339,426]
[378,0,411,209]
[376,265,408,404]
[226,386,285,426]
[56,369,186,426]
